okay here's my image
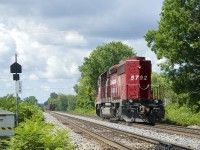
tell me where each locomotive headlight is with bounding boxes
[129,99,133,103]
[154,100,158,104]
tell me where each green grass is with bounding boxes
[69,108,96,115]
[164,103,200,126]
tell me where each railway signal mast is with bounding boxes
[10,54,22,126]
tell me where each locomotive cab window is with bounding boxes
[101,77,106,86]
[117,64,125,75]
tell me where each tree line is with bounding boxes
[145,0,200,112]
[44,92,76,111]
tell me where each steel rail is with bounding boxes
[120,122,200,139]
[52,113,133,150]
[51,112,192,150]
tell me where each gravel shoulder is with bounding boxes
[44,112,113,150]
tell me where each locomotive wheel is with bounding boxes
[147,113,157,125]
[96,108,100,117]
[99,108,103,118]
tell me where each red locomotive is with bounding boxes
[96,57,165,124]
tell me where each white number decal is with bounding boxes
[131,75,134,80]
[143,76,147,80]
[131,75,139,80]
[140,75,143,80]
[131,75,147,81]
[110,79,117,85]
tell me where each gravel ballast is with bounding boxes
[44,112,111,150]
[54,112,200,150]
[44,113,200,150]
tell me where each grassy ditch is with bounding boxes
[164,103,200,126]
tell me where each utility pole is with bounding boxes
[10,54,22,126]
[15,54,18,126]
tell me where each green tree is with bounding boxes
[50,92,58,99]
[151,72,182,104]
[44,93,76,111]
[145,0,200,111]
[57,94,68,111]
[0,95,44,123]
[44,92,59,110]
[18,103,44,123]
[66,94,76,111]
[23,96,38,105]
[0,95,16,112]
[75,41,136,109]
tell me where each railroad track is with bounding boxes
[68,112,200,139]
[116,122,200,139]
[51,112,139,150]
[155,123,200,138]
[50,112,192,150]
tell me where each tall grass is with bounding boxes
[164,103,200,126]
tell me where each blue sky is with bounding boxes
[0,0,164,103]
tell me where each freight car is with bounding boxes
[95,57,165,124]
[44,104,55,111]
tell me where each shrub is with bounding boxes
[164,103,200,126]
[18,103,45,123]
[0,95,74,149]
[8,119,74,150]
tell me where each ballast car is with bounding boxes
[95,57,165,124]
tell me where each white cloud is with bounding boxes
[69,64,78,74]
[0,43,10,54]
[29,74,39,80]
[65,31,87,46]
[0,0,164,102]
[0,26,16,63]
[40,85,51,92]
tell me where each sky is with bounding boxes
[0,0,164,103]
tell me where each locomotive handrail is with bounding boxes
[127,84,149,90]
[139,84,149,90]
